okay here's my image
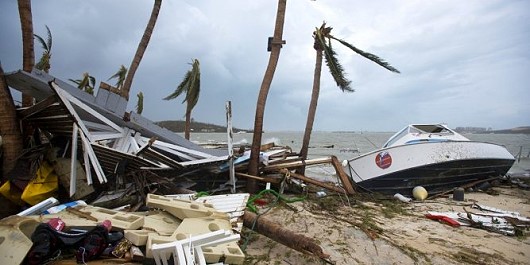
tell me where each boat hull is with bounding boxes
[344,141,515,196]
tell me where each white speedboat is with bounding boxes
[342,124,515,196]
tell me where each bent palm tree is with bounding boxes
[34,25,52,73]
[163,59,200,140]
[69,72,96,95]
[248,0,287,191]
[297,22,400,174]
[108,65,127,89]
[121,0,162,101]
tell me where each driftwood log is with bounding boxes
[242,210,329,259]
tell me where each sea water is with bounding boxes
[189,131,530,180]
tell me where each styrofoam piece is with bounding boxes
[143,210,181,236]
[146,233,174,258]
[79,205,144,230]
[124,229,156,246]
[172,217,232,238]
[0,216,40,265]
[202,242,245,265]
[17,197,59,216]
[27,212,99,228]
[146,194,228,220]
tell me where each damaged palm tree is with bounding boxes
[34,25,52,73]
[163,59,201,140]
[297,22,400,174]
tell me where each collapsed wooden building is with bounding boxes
[3,68,355,206]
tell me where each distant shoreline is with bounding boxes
[157,120,530,134]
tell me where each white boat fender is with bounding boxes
[412,186,428,201]
[393,193,412,203]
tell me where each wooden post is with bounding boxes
[226,101,236,193]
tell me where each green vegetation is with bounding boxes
[156,120,251,133]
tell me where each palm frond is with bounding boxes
[165,59,201,114]
[164,71,191,100]
[186,59,201,110]
[68,78,81,86]
[89,75,96,88]
[314,27,354,92]
[330,36,400,73]
[33,25,52,52]
[108,65,128,88]
[136,92,144,114]
[33,34,47,51]
[45,25,52,51]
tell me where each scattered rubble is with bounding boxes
[1,69,529,264]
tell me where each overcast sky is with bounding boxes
[1,0,529,132]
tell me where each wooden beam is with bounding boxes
[330,156,356,194]
[263,157,332,171]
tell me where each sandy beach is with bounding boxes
[242,184,530,265]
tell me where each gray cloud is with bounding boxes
[1,0,529,132]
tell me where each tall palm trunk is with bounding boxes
[122,0,161,101]
[248,0,287,192]
[184,109,191,140]
[0,64,23,177]
[18,0,34,107]
[297,49,323,175]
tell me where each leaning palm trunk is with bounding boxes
[0,64,23,177]
[248,0,287,192]
[297,49,323,175]
[122,0,161,101]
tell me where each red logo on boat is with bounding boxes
[375,151,392,169]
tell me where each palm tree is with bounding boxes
[0,64,23,177]
[247,0,287,192]
[34,25,52,73]
[69,72,96,95]
[108,65,127,89]
[163,59,200,140]
[297,22,400,174]
[136,92,144,114]
[121,0,162,101]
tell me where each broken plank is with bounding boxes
[263,157,332,171]
[235,172,282,184]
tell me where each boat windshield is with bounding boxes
[383,124,454,148]
[412,124,453,134]
[382,126,409,148]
